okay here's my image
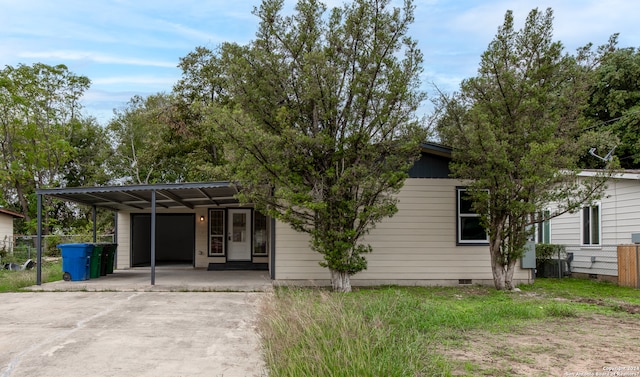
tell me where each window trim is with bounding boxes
[456,187,489,245]
[208,208,226,257]
[536,210,551,244]
[581,203,601,246]
[253,210,269,256]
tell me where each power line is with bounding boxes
[583,109,640,131]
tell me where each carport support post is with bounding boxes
[36,194,43,285]
[92,205,97,242]
[151,190,156,285]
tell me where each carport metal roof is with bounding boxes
[35,181,242,286]
[36,181,240,211]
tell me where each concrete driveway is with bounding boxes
[0,292,267,377]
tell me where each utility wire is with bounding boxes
[582,109,640,131]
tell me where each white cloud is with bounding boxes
[18,51,177,68]
[92,75,178,86]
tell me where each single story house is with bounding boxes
[544,170,640,279]
[35,143,535,286]
[0,208,24,253]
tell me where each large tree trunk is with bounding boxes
[330,269,352,293]
[490,245,519,290]
[491,260,506,290]
[504,258,518,290]
[15,181,31,222]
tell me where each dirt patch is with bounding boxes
[572,297,640,315]
[440,314,640,376]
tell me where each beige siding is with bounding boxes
[550,177,640,277]
[551,178,640,246]
[0,214,14,251]
[116,212,131,269]
[194,208,210,268]
[275,178,532,285]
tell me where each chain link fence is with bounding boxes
[1,234,115,264]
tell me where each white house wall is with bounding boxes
[116,212,131,270]
[274,178,533,286]
[549,177,640,276]
[0,214,14,251]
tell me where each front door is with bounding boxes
[227,209,251,261]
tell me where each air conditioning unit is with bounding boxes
[632,233,640,244]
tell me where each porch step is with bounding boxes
[207,261,268,271]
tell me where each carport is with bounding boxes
[34,182,269,286]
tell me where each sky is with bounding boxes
[2,0,639,125]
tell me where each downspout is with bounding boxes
[151,190,156,285]
[36,194,43,285]
[113,211,118,268]
[270,218,276,280]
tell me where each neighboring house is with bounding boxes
[546,170,640,279]
[0,208,24,253]
[36,143,534,286]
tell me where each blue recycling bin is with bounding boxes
[58,243,93,281]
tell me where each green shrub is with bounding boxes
[536,243,565,262]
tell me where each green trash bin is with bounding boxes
[106,243,117,274]
[99,243,109,276]
[90,244,103,279]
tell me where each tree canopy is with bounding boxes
[0,63,108,232]
[178,0,428,291]
[585,41,640,168]
[106,93,224,184]
[434,8,613,290]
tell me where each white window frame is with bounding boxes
[456,188,489,245]
[253,211,269,256]
[536,210,551,244]
[581,203,601,246]
[208,209,226,256]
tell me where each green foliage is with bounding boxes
[0,63,92,226]
[0,260,62,292]
[182,0,428,291]
[535,243,565,262]
[107,93,225,184]
[586,39,640,168]
[433,8,612,290]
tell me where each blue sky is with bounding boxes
[2,0,639,125]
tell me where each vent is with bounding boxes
[458,279,472,285]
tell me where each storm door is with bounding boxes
[227,209,251,261]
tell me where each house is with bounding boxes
[0,208,24,253]
[35,143,534,286]
[545,170,640,280]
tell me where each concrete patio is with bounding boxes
[26,268,273,292]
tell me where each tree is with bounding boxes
[0,63,91,225]
[434,8,613,290]
[107,93,223,184]
[585,41,640,168]
[187,0,427,292]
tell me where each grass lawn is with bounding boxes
[259,279,640,377]
[0,259,62,292]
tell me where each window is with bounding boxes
[537,210,550,244]
[209,209,225,256]
[456,188,489,244]
[253,211,268,255]
[582,204,600,245]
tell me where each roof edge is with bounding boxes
[420,142,452,158]
[36,181,235,195]
[0,208,25,218]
